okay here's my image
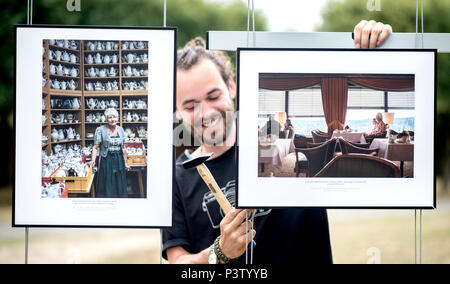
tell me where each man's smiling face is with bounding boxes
[176,58,236,146]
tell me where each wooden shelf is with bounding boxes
[51,123,82,126]
[84,49,120,53]
[84,63,120,66]
[122,62,149,65]
[42,40,149,157]
[50,108,82,111]
[48,90,82,96]
[48,44,81,52]
[49,59,80,66]
[85,108,119,111]
[84,76,120,79]
[49,74,81,79]
[122,76,148,79]
[50,139,82,144]
[122,108,147,111]
[121,91,148,96]
[84,91,121,96]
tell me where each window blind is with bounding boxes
[388,91,415,108]
[288,88,324,116]
[258,89,285,115]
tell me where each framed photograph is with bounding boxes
[14,25,176,227]
[237,48,436,209]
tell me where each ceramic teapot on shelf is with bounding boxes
[85,54,94,64]
[94,82,104,91]
[56,64,64,76]
[105,41,112,51]
[62,51,70,62]
[66,128,75,140]
[86,98,98,109]
[68,80,78,91]
[87,67,96,77]
[94,53,103,64]
[103,54,111,64]
[71,97,80,109]
[70,53,78,63]
[69,40,78,50]
[132,113,140,122]
[111,54,118,64]
[126,53,136,63]
[49,64,56,75]
[60,81,68,90]
[126,112,132,122]
[87,41,96,51]
[70,67,79,77]
[98,69,108,78]
[109,99,118,108]
[85,82,94,91]
[50,79,61,89]
[109,67,118,77]
[58,129,65,141]
[136,99,146,109]
[54,50,62,61]
[96,41,104,50]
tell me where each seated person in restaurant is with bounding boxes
[365,112,387,138]
[260,115,282,137]
[283,119,295,138]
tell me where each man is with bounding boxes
[259,115,282,137]
[163,20,392,264]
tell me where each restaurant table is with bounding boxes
[331,131,367,143]
[258,138,295,171]
[370,138,414,176]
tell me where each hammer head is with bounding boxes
[182,152,213,169]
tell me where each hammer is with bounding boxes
[182,153,233,214]
[182,152,256,247]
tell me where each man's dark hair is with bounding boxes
[177,37,234,85]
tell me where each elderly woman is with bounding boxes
[365,112,387,139]
[89,108,130,198]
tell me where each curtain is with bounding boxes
[321,78,349,134]
[348,75,414,92]
[259,74,321,90]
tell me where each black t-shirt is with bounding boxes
[162,146,332,264]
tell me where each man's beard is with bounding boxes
[191,110,236,146]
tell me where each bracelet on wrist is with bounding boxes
[214,235,236,264]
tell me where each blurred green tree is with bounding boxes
[318,0,450,181]
[1,0,267,185]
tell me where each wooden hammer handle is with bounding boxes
[196,164,233,214]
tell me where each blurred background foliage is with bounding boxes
[0,0,448,186]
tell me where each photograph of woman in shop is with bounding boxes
[89,108,131,198]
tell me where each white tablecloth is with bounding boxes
[370,138,414,161]
[258,138,295,169]
[331,132,367,143]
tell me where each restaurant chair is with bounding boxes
[288,129,294,139]
[338,138,380,156]
[293,134,308,148]
[348,141,371,149]
[311,130,329,143]
[314,154,401,177]
[315,129,331,138]
[295,138,337,177]
[306,142,324,148]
